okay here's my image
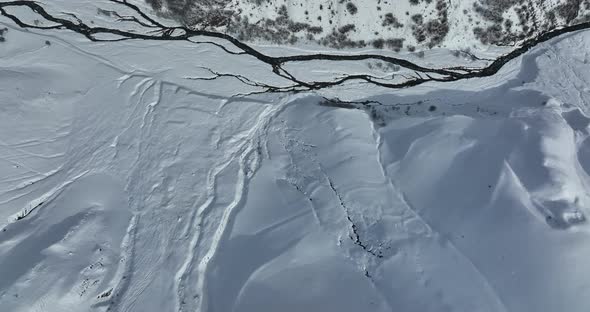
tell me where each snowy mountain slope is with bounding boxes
[1,1,590,312]
[205,31,590,312]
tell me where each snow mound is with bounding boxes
[0,174,131,312]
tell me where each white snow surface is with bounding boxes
[2,7,590,312]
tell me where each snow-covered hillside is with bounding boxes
[149,0,590,51]
[1,0,590,312]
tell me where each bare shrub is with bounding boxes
[346,2,358,15]
[382,13,403,28]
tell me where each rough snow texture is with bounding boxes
[2,3,590,312]
[148,0,590,51]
